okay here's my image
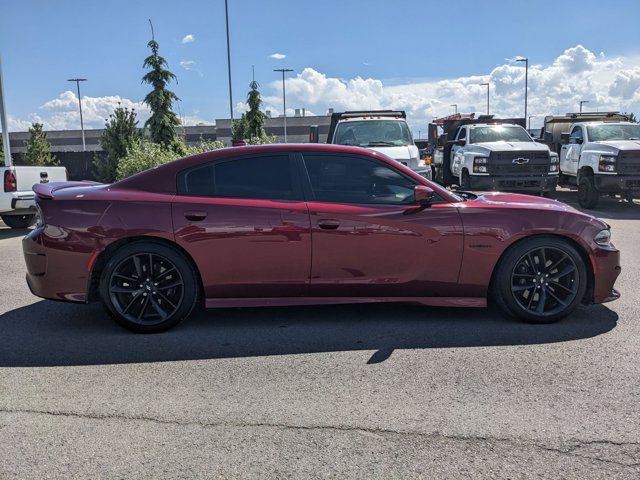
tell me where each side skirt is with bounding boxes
[205,296,486,309]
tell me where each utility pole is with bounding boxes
[67,78,87,151]
[274,68,293,142]
[224,0,234,121]
[480,82,490,115]
[450,104,458,114]
[516,57,528,121]
[0,55,11,166]
[528,115,535,130]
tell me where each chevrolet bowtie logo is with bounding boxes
[512,157,530,165]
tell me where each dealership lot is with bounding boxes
[0,190,639,479]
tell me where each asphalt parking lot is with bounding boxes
[0,190,639,479]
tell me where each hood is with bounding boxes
[471,141,550,153]
[366,144,418,161]
[593,140,640,152]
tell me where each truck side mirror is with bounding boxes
[560,133,570,144]
[309,125,319,143]
[575,137,583,145]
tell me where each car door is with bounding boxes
[561,126,583,175]
[450,127,467,176]
[172,153,311,299]
[299,152,464,298]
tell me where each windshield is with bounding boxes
[469,126,532,144]
[334,120,413,147]
[587,124,640,142]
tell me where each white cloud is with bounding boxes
[261,45,640,130]
[181,34,195,44]
[270,53,286,60]
[180,60,196,70]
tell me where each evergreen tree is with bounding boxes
[142,30,180,148]
[94,105,141,182]
[24,123,57,166]
[245,79,267,139]
[232,113,250,141]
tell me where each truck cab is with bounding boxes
[558,121,640,208]
[430,116,558,193]
[315,111,431,179]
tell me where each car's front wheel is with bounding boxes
[99,241,200,333]
[492,237,587,323]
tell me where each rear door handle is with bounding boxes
[318,219,340,230]
[184,210,207,222]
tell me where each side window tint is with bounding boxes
[457,128,466,141]
[178,155,295,200]
[303,154,416,205]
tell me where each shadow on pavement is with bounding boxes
[0,226,30,240]
[0,300,618,367]
[551,190,640,220]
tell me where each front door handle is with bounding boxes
[184,210,207,222]
[318,219,340,230]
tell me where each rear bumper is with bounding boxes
[594,175,640,193]
[22,227,90,303]
[591,247,621,304]
[0,192,36,215]
[469,175,558,192]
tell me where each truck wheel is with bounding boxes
[1,214,36,229]
[492,236,587,324]
[460,170,471,190]
[578,175,599,209]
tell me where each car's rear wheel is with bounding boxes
[99,242,199,333]
[492,237,587,323]
[2,214,35,229]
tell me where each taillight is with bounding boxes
[4,169,17,192]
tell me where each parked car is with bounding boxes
[23,144,620,332]
[310,110,432,179]
[1,165,67,228]
[428,115,558,194]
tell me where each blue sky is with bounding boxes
[2,0,640,131]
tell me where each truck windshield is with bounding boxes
[587,124,640,142]
[334,120,413,147]
[469,126,532,144]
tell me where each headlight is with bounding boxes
[474,157,488,165]
[550,154,559,164]
[594,229,611,246]
[598,155,617,173]
[549,164,559,173]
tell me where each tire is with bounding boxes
[1,214,35,229]
[578,174,599,209]
[460,170,471,190]
[492,236,587,324]
[99,241,200,333]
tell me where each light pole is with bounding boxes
[67,78,87,151]
[516,57,528,121]
[528,115,535,130]
[0,55,12,166]
[224,0,234,122]
[274,68,293,142]
[480,82,490,115]
[450,104,458,114]
[579,100,589,113]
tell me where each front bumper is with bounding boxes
[468,174,558,192]
[594,175,640,193]
[23,226,91,303]
[591,246,621,304]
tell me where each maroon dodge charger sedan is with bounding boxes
[23,144,620,332]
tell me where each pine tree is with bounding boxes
[232,113,250,141]
[94,105,141,182]
[245,79,267,140]
[24,123,57,166]
[142,27,180,149]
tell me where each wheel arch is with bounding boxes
[488,233,595,305]
[86,236,204,304]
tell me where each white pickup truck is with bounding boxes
[1,165,67,228]
[430,118,558,193]
[558,121,640,208]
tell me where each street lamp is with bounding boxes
[0,55,12,166]
[67,78,87,151]
[516,57,528,121]
[274,68,293,142]
[224,0,234,121]
[579,100,589,113]
[528,115,535,130]
[479,82,490,115]
[450,104,458,114]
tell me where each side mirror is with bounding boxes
[560,132,570,144]
[575,137,584,145]
[309,125,319,143]
[414,185,434,206]
[454,139,466,146]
